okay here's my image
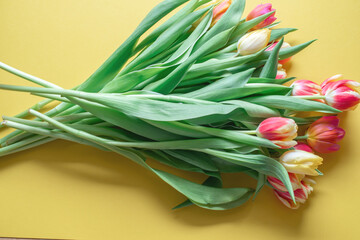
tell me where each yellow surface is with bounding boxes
[0,0,359,239]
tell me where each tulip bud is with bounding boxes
[279,150,323,176]
[306,116,345,153]
[237,29,271,55]
[273,179,314,209]
[321,75,360,111]
[193,0,230,29]
[212,0,232,26]
[294,142,313,153]
[291,80,325,103]
[246,3,277,30]
[256,117,298,149]
[266,41,292,64]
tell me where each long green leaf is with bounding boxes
[244,95,341,113]
[203,149,295,201]
[79,0,191,92]
[260,38,284,78]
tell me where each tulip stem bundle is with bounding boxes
[0,0,358,210]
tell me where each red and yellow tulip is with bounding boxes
[256,117,298,149]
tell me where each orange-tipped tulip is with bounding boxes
[212,0,232,26]
[306,116,345,153]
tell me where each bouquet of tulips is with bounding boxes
[0,0,359,210]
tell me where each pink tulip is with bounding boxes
[266,41,292,64]
[294,142,314,153]
[321,75,360,111]
[291,80,325,103]
[246,3,277,30]
[306,116,345,153]
[256,117,298,149]
[273,179,314,209]
[212,0,232,26]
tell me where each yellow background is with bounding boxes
[0,0,359,239]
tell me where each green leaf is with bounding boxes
[244,95,341,113]
[78,0,191,92]
[166,11,213,64]
[153,169,254,210]
[122,6,211,74]
[288,116,322,125]
[165,150,219,172]
[223,100,280,118]
[270,28,297,42]
[192,83,291,101]
[247,77,295,85]
[203,149,295,201]
[184,50,262,80]
[229,11,275,42]
[261,40,316,61]
[253,173,266,200]
[194,0,245,50]
[134,0,200,53]
[173,176,222,210]
[145,120,278,148]
[260,38,284,78]
[145,27,236,94]
[183,68,254,98]
[144,150,214,173]
[111,138,248,150]
[65,98,185,141]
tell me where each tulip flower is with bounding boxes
[193,0,230,29]
[321,75,360,111]
[279,150,323,176]
[256,117,298,149]
[273,179,314,209]
[246,3,277,30]
[266,41,292,64]
[306,116,345,153]
[237,29,271,55]
[212,0,232,26]
[294,142,313,153]
[268,172,303,192]
[291,80,325,103]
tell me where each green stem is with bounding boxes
[0,62,61,88]
[26,110,148,168]
[293,95,326,100]
[295,135,308,140]
[0,135,51,157]
[240,130,257,135]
